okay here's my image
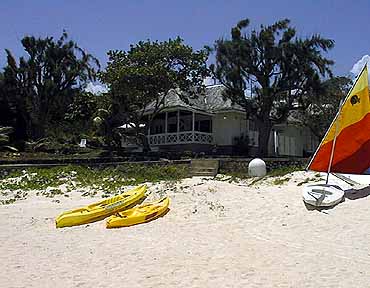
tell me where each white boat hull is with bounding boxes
[302,184,344,207]
[335,174,370,185]
[324,173,370,186]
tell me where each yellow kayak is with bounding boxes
[106,197,170,228]
[56,185,147,228]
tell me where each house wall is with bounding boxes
[301,128,320,156]
[213,112,247,146]
[271,124,318,157]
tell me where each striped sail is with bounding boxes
[307,66,370,175]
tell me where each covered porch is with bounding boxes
[148,109,213,146]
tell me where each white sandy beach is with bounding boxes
[1,171,370,288]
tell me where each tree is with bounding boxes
[0,126,18,152]
[64,92,98,131]
[298,76,352,140]
[0,72,13,125]
[0,72,21,140]
[209,19,334,156]
[2,32,100,140]
[0,73,12,125]
[99,37,209,151]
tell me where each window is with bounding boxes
[167,111,178,133]
[195,119,212,133]
[155,125,163,134]
[179,110,192,132]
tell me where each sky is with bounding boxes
[1,0,370,92]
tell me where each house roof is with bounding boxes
[144,84,245,114]
[144,85,307,126]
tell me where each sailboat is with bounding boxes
[303,65,370,207]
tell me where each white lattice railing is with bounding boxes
[148,131,213,145]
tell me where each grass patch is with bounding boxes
[220,165,303,185]
[217,170,250,184]
[272,177,291,185]
[0,164,190,194]
[297,177,311,186]
[0,190,28,205]
[267,165,304,177]
[0,149,106,161]
[297,176,322,186]
[0,198,16,205]
[248,176,266,186]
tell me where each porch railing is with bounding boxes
[149,131,213,145]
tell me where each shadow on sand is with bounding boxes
[304,199,345,212]
[344,185,370,200]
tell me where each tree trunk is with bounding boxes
[102,119,115,153]
[14,114,28,141]
[29,105,48,140]
[257,118,272,157]
[138,117,153,153]
[29,119,45,140]
[139,133,151,153]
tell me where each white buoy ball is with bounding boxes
[248,158,266,177]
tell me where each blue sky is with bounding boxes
[1,0,369,77]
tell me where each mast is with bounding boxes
[325,99,343,184]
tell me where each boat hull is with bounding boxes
[106,197,170,228]
[55,185,147,228]
[302,184,344,207]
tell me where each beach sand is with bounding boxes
[1,171,370,288]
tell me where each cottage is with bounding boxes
[121,84,319,157]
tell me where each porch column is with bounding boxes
[148,123,151,143]
[165,111,168,144]
[192,111,195,142]
[177,109,180,141]
[273,130,278,156]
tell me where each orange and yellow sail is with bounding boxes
[308,65,370,175]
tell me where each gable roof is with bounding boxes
[144,84,245,114]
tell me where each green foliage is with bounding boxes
[0,198,17,205]
[272,177,291,185]
[0,164,189,194]
[25,137,83,154]
[0,126,18,152]
[267,165,304,177]
[99,38,209,149]
[62,91,101,141]
[297,177,318,186]
[64,92,98,124]
[2,32,100,141]
[297,76,352,139]
[0,73,16,129]
[209,18,334,156]
[220,164,303,184]
[0,127,12,145]
[233,134,250,155]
